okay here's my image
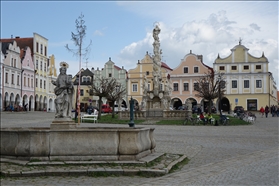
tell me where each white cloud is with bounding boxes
[249,23,261,31]
[93,30,104,36]
[117,9,279,84]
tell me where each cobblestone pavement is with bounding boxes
[1,111,278,185]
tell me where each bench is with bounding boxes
[81,114,98,123]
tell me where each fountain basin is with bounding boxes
[0,127,156,161]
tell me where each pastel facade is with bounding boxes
[0,49,4,111]
[127,52,172,108]
[0,33,57,112]
[1,41,22,110]
[170,51,213,110]
[73,68,95,112]
[93,57,128,107]
[46,55,57,112]
[213,43,277,111]
[20,46,35,111]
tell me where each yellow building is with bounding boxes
[213,42,277,111]
[127,52,172,108]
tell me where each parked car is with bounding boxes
[101,104,112,113]
[178,106,186,110]
[192,106,198,113]
[234,106,244,113]
[114,105,127,113]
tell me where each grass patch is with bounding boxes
[74,113,251,126]
[169,157,190,173]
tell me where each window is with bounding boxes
[160,83,163,91]
[40,44,43,54]
[194,83,199,91]
[12,74,14,84]
[232,80,237,88]
[80,89,84,96]
[86,77,90,82]
[109,73,112,77]
[219,66,225,70]
[5,73,8,83]
[194,67,199,73]
[256,65,261,69]
[17,75,20,85]
[31,79,33,87]
[40,79,42,88]
[24,77,26,86]
[11,58,13,66]
[28,78,30,87]
[244,80,249,88]
[44,46,47,56]
[40,61,42,70]
[44,80,46,89]
[36,42,39,53]
[173,83,178,91]
[132,84,138,92]
[231,66,237,70]
[243,65,249,70]
[36,78,38,87]
[148,83,150,91]
[256,80,262,88]
[183,83,189,91]
[14,59,16,67]
[36,60,38,69]
[146,71,149,75]
[184,67,188,73]
[44,63,46,71]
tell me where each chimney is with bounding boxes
[197,55,203,63]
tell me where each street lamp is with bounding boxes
[74,77,79,121]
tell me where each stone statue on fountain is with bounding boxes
[51,62,74,118]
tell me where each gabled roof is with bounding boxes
[0,37,34,56]
[161,62,172,71]
[1,42,12,55]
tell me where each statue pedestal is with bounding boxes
[50,118,76,130]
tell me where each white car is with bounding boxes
[114,105,127,113]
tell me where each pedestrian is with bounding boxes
[199,112,205,125]
[259,106,264,118]
[264,105,269,118]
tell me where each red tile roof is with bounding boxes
[0,37,34,56]
[161,62,172,71]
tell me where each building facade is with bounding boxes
[170,51,213,110]
[213,42,278,111]
[1,33,57,111]
[1,41,22,111]
[127,52,172,109]
[93,57,128,108]
[20,46,35,111]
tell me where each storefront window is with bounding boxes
[247,99,257,111]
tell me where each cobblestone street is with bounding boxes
[1,111,278,185]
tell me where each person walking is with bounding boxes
[264,105,269,118]
[259,106,265,118]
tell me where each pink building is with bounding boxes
[20,46,35,111]
[170,51,213,111]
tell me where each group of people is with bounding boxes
[260,105,279,118]
[199,112,214,125]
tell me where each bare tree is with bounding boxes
[106,79,126,118]
[65,13,92,124]
[194,71,226,114]
[89,77,116,119]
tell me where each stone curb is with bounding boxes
[0,153,187,177]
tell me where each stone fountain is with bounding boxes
[1,63,156,161]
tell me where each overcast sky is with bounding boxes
[1,1,278,86]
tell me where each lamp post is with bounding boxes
[128,97,135,127]
[75,78,79,121]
